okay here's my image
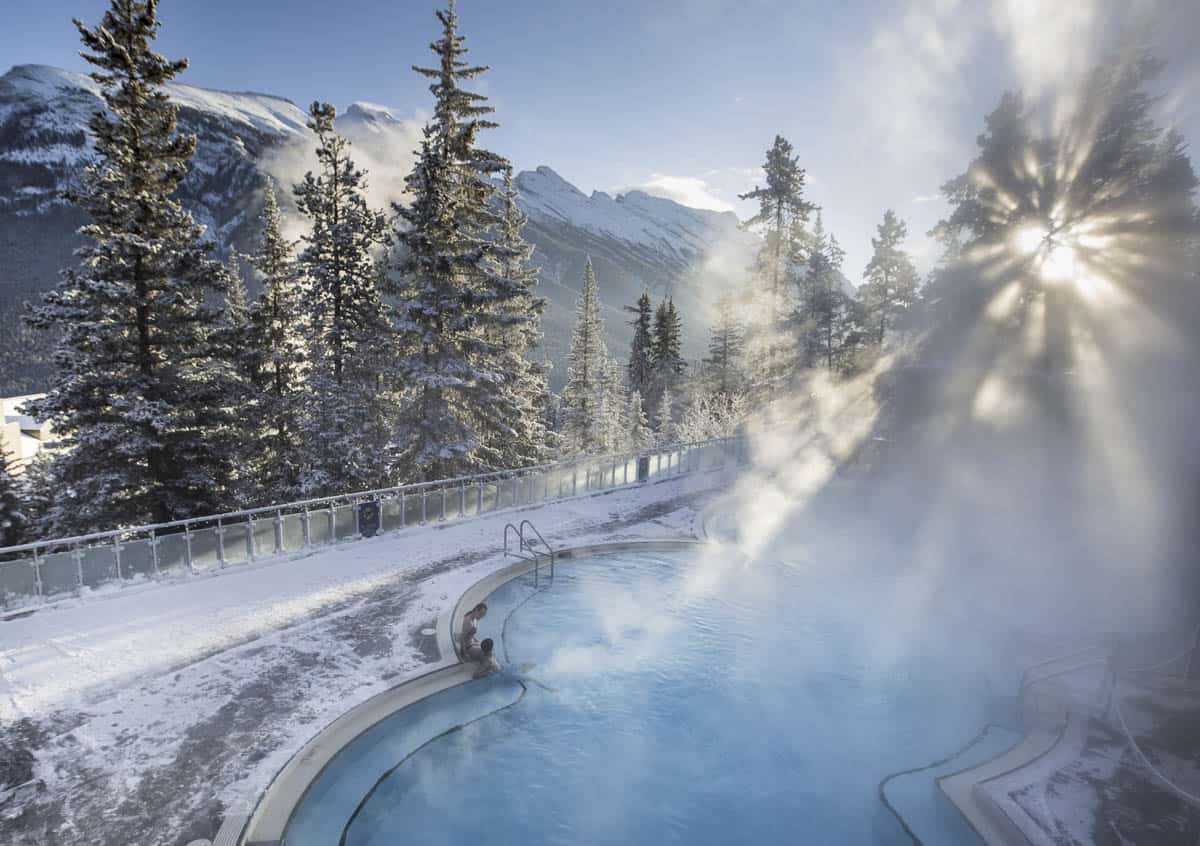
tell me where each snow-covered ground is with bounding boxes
[0,474,723,845]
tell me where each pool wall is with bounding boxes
[238,538,706,846]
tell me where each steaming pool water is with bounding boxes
[286,549,1017,845]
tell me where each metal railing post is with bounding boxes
[477,481,483,514]
[274,510,283,553]
[184,525,194,575]
[248,516,258,560]
[460,483,466,518]
[572,466,578,496]
[114,533,123,581]
[441,486,447,520]
[302,508,311,547]
[217,519,226,568]
[149,529,160,577]
[32,547,43,602]
[354,502,361,537]
[73,542,84,593]
[421,489,427,524]
[328,506,335,542]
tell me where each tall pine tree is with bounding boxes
[294,102,393,495]
[625,292,655,401]
[392,1,533,480]
[798,214,858,372]
[650,298,685,429]
[740,135,817,393]
[247,183,307,500]
[702,294,745,396]
[27,0,242,532]
[560,258,609,455]
[861,209,919,346]
[483,167,551,468]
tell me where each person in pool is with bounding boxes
[460,602,487,655]
[470,638,500,679]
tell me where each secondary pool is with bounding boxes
[285,548,1018,845]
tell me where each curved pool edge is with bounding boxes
[237,537,708,846]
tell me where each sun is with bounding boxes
[1011,221,1086,288]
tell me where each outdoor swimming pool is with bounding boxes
[284,548,1017,845]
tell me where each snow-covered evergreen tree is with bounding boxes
[26,0,243,533]
[703,294,745,396]
[655,384,675,445]
[294,102,393,495]
[626,390,652,451]
[598,356,630,454]
[0,449,25,547]
[741,135,817,394]
[483,167,551,468]
[247,183,307,500]
[560,258,609,455]
[798,214,860,372]
[650,297,685,429]
[861,209,919,346]
[392,1,532,480]
[625,292,655,401]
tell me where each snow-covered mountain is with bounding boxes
[0,64,756,391]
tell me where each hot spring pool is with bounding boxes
[284,549,1016,845]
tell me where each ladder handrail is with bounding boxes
[518,520,554,562]
[502,520,554,587]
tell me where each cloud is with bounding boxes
[911,193,942,204]
[618,173,736,212]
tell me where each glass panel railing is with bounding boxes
[280,513,307,551]
[332,505,356,540]
[221,523,251,565]
[188,526,222,571]
[152,533,188,578]
[0,557,38,605]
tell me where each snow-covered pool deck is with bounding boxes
[0,471,730,845]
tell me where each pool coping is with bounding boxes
[236,537,707,846]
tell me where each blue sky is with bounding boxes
[4,0,1198,275]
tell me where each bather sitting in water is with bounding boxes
[468,637,500,679]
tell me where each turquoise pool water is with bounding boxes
[286,549,1015,845]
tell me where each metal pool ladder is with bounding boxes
[503,520,555,588]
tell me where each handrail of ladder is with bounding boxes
[502,520,555,588]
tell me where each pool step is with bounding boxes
[970,713,1090,846]
[882,725,1022,846]
[938,715,1076,846]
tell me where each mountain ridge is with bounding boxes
[0,63,757,393]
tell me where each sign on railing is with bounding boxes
[0,436,747,608]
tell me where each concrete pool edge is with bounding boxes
[237,537,708,846]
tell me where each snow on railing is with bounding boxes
[0,435,748,608]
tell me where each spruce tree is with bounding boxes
[247,183,307,500]
[483,167,551,468]
[392,1,530,480]
[294,102,393,494]
[798,214,857,372]
[625,292,655,401]
[650,298,685,425]
[599,356,630,454]
[741,135,817,392]
[560,258,609,455]
[655,385,675,445]
[703,294,745,396]
[626,390,652,451]
[26,0,242,532]
[0,449,25,547]
[861,210,919,346]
